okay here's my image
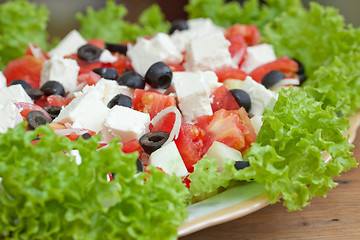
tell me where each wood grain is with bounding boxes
[180,129,360,240]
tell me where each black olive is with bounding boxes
[169,20,189,34]
[77,44,102,62]
[42,105,62,119]
[27,111,52,130]
[25,88,44,101]
[139,131,170,155]
[298,74,307,85]
[105,42,127,55]
[260,70,286,89]
[234,160,250,170]
[92,67,119,80]
[76,132,92,141]
[145,62,172,89]
[40,81,66,97]
[292,58,305,75]
[116,70,145,89]
[136,158,144,172]
[230,89,251,113]
[107,94,132,109]
[9,79,32,89]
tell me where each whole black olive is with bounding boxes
[40,81,66,97]
[92,67,119,80]
[116,70,145,89]
[145,62,172,89]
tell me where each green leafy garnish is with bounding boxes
[0,123,187,239]
[76,0,169,43]
[0,0,49,70]
[237,88,357,211]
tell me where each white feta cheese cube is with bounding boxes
[99,49,118,63]
[149,141,188,178]
[250,115,263,134]
[41,56,80,93]
[241,43,277,73]
[0,85,33,106]
[184,32,236,71]
[48,30,87,58]
[54,88,108,132]
[101,106,150,143]
[202,71,222,94]
[0,102,23,133]
[127,33,183,76]
[240,76,278,116]
[0,71,6,89]
[172,72,213,121]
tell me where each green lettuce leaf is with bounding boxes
[0,123,187,239]
[235,87,357,211]
[0,0,49,70]
[185,0,302,31]
[76,1,169,43]
[263,2,360,76]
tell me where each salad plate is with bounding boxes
[178,112,360,237]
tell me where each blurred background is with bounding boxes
[0,0,358,38]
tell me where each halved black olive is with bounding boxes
[42,105,62,119]
[136,158,144,172]
[27,111,52,130]
[292,58,305,75]
[105,42,127,55]
[78,44,102,62]
[116,70,145,89]
[169,20,189,34]
[9,79,32,89]
[40,81,66,97]
[25,88,44,101]
[234,160,250,170]
[107,94,132,109]
[139,131,170,155]
[145,62,172,89]
[298,74,307,85]
[230,89,251,113]
[76,132,92,141]
[92,67,119,80]
[260,70,286,89]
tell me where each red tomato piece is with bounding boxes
[226,34,247,66]
[211,85,239,112]
[249,57,299,82]
[122,139,142,157]
[196,108,256,154]
[14,102,52,119]
[149,112,176,134]
[24,43,49,60]
[215,67,247,82]
[174,123,205,172]
[87,39,105,50]
[102,54,133,74]
[3,56,44,88]
[225,24,261,46]
[77,71,102,86]
[132,89,177,119]
[46,95,74,107]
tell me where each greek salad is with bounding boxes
[0,0,359,239]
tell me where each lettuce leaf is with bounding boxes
[0,123,187,239]
[185,0,302,31]
[263,2,360,76]
[76,1,169,43]
[0,0,49,70]
[235,87,357,211]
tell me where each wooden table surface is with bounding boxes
[180,129,360,240]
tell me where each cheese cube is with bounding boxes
[172,72,213,121]
[99,49,118,63]
[0,85,33,106]
[241,43,277,73]
[54,88,108,132]
[48,30,87,58]
[184,32,236,71]
[127,33,183,76]
[41,56,80,93]
[101,106,150,143]
[0,102,23,133]
[0,71,7,89]
[149,141,189,178]
[240,76,278,116]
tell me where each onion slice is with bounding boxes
[151,106,182,146]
